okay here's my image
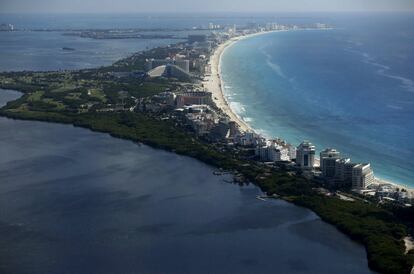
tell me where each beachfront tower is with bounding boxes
[335,158,355,183]
[352,163,375,190]
[296,141,316,169]
[320,148,341,178]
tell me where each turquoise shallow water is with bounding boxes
[221,14,414,187]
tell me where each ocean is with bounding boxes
[221,12,414,187]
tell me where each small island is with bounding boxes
[62,47,75,51]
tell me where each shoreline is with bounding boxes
[203,36,252,132]
[1,32,413,273]
[203,31,280,133]
[205,30,414,194]
[203,29,316,134]
[0,91,410,274]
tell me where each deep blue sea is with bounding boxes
[221,13,414,187]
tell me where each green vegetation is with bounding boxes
[0,44,413,274]
[1,106,412,274]
[295,196,413,274]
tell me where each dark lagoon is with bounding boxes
[0,89,376,274]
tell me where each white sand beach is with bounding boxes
[203,31,414,195]
[203,32,272,133]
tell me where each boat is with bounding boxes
[256,195,267,201]
[256,194,280,201]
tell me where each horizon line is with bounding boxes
[1,10,414,14]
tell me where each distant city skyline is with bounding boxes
[1,0,414,13]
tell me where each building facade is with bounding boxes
[146,58,190,73]
[296,141,316,169]
[334,158,355,183]
[352,163,375,190]
[320,148,341,178]
[176,91,212,108]
[256,142,290,162]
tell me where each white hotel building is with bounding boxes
[352,163,375,190]
[296,141,316,169]
[320,148,341,178]
[256,140,290,162]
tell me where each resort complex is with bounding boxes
[130,23,413,207]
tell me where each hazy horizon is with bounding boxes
[1,0,413,13]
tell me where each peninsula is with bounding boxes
[0,22,413,274]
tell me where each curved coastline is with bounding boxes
[209,31,414,193]
[204,31,281,133]
[205,29,307,134]
[1,34,413,273]
[0,90,382,274]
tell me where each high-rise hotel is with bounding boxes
[296,141,316,169]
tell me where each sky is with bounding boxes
[1,0,413,13]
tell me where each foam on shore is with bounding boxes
[203,31,279,133]
[204,30,414,195]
